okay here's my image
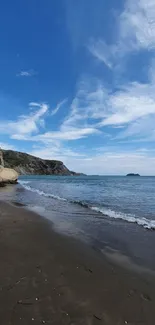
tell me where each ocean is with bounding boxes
[1,175,155,270]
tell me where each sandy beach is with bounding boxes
[0,201,155,325]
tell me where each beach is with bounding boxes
[0,200,155,325]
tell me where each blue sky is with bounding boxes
[1,0,155,175]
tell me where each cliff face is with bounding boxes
[2,150,77,176]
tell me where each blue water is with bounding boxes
[18,175,155,230]
[2,175,155,269]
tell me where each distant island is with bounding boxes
[1,149,83,176]
[126,173,140,177]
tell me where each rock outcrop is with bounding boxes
[0,148,18,186]
[2,149,80,176]
[0,177,5,187]
[0,149,4,168]
[0,168,18,185]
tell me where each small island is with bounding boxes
[126,173,140,177]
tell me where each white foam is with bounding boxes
[91,206,155,230]
[20,183,67,202]
[18,180,30,185]
[19,181,155,231]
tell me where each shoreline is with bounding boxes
[1,181,155,272]
[0,201,155,324]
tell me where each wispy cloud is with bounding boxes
[35,149,155,175]
[35,127,100,141]
[0,97,99,144]
[84,0,155,144]
[59,71,155,143]
[120,0,155,51]
[51,98,68,116]
[0,103,48,138]
[16,70,37,77]
[115,116,155,142]
[0,142,16,150]
[61,79,109,132]
[30,143,86,161]
[29,102,42,107]
[62,76,155,127]
[89,0,155,67]
[14,127,100,142]
[29,139,155,175]
[88,40,113,68]
[13,0,155,147]
[102,82,155,126]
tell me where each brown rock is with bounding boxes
[0,167,18,185]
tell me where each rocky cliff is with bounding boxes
[2,150,78,176]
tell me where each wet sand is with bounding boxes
[0,201,155,324]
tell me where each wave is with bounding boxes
[19,182,67,202]
[19,180,30,185]
[70,200,90,209]
[91,207,155,230]
[19,181,155,230]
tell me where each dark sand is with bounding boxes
[0,201,155,325]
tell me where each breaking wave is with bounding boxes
[19,180,155,230]
[91,207,155,230]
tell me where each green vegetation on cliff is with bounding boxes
[2,150,78,176]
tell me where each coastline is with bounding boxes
[0,201,155,324]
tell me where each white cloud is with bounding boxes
[88,40,113,68]
[31,127,100,142]
[102,82,155,126]
[85,0,155,143]
[89,0,155,67]
[0,103,48,137]
[29,102,41,107]
[115,116,155,140]
[28,103,48,121]
[61,79,109,132]
[2,0,155,175]
[61,76,155,141]
[0,94,99,144]
[120,0,155,51]
[17,70,37,77]
[51,98,68,116]
[30,143,86,161]
[29,141,155,176]
[64,151,155,175]
[0,142,16,150]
